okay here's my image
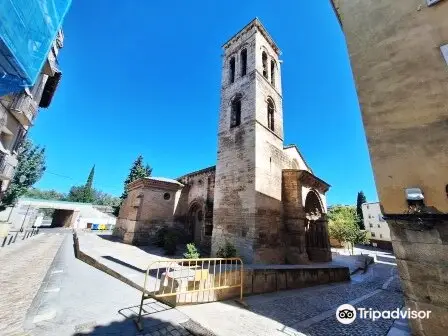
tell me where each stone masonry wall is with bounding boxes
[212,23,258,262]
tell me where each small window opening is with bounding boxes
[230,96,242,128]
[270,60,275,86]
[163,193,171,200]
[229,57,236,83]
[267,99,275,131]
[262,52,268,78]
[241,49,247,76]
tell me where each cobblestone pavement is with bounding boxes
[0,230,66,335]
[179,261,405,336]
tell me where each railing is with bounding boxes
[10,92,37,126]
[135,257,244,331]
[1,228,39,248]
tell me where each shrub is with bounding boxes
[216,241,237,258]
[183,243,200,259]
[163,230,178,255]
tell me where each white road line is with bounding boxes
[44,287,60,293]
[51,269,63,274]
[382,276,396,290]
[33,310,56,323]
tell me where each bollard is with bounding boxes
[13,231,19,243]
[8,235,13,245]
[1,236,7,247]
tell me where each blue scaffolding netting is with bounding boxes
[0,0,72,96]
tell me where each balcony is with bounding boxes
[42,48,59,77]
[0,153,16,180]
[9,93,37,126]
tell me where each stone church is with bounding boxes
[114,18,332,264]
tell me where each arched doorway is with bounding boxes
[304,190,331,262]
[188,202,204,246]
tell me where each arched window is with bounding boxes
[230,95,242,128]
[270,60,276,86]
[229,57,236,83]
[267,98,275,131]
[262,51,268,78]
[241,49,247,76]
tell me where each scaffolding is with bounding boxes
[0,0,72,96]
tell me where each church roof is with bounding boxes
[177,165,216,181]
[146,177,184,186]
[283,144,313,173]
[222,17,280,55]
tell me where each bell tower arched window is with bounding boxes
[229,57,236,83]
[267,98,275,131]
[230,95,242,128]
[241,49,247,76]
[262,51,268,79]
[270,60,276,86]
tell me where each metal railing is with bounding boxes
[1,228,39,248]
[10,92,37,126]
[135,257,244,330]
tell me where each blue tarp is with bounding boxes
[0,0,72,96]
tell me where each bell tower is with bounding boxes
[212,18,285,263]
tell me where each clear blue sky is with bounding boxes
[30,0,378,206]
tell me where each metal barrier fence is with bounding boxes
[1,228,39,248]
[135,257,244,330]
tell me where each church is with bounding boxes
[114,18,332,264]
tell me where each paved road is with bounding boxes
[0,228,66,335]
[22,230,206,336]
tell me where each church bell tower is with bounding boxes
[212,18,285,263]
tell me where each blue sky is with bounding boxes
[30,0,378,205]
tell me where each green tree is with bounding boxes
[93,190,120,206]
[24,187,66,200]
[0,139,46,210]
[328,205,364,254]
[114,155,152,216]
[66,165,96,203]
[356,191,367,229]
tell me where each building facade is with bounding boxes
[361,202,392,250]
[332,0,448,334]
[114,18,332,265]
[0,30,64,196]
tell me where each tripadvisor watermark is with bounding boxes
[336,304,431,325]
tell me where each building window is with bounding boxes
[163,193,171,200]
[267,98,275,131]
[377,224,381,228]
[380,234,383,239]
[230,95,242,128]
[369,223,373,228]
[371,232,376,237]
[240,49,247,76]
[262,51,268,78]
[270,60,275,86]
[229,57,236,83]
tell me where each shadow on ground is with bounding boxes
[73,299,215,336]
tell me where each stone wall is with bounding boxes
[334,0,448,334]
[212,21,258,262]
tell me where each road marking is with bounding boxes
[292,289,383,329]
[382,276,396,290]
[51,269,63,274]
[33,310,56,323]
[44,287,60,293]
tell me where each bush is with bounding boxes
[163,230,178,255]
[216,241,237,258]
[183,243,200,259]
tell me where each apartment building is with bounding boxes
[361,202,392,250]
[0,30,64,196]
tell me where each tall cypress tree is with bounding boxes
[356,191,367,229]
[113,155,152,216]
[67,165,95,203]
